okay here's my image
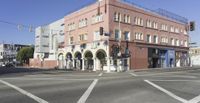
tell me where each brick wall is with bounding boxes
[43,60,57,69]
[29,58,57,69]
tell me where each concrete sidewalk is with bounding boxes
[130,66,200,72]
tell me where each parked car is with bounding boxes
[5,63,15,68]
[0,63,5,67]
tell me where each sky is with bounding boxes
[0,0,199,46]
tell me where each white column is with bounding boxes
[56,59,59,68]
[110,57,113,65]
[72,58,75,69]
[107,57,111,72]
[117,59,120,72]
[82,58,85,71]
[64,59,67,69]
[127,57,130,71]
[107,39,111,73]
[93,57,96,71]
[117,59,122,72]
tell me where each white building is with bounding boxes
[190,47,200,66]
[34,26,50,58]
[0,43,29,65]
[34,18,64,61]
[191,55,200,66]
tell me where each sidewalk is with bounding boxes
[129,66,200,73]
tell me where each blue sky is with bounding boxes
[0,0,199,46]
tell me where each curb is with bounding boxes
[129,66,200,73]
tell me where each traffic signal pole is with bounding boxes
[107,34,111,73]
[118,16,123,72]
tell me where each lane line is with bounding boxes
[129,73,138,77]
[188,94,200,103]
[2,78,94,81]
[27,74,99,77]
[100,75,132,79]
[133,72,197,78]
[77,79,98,103]
[144,80,188,103]
[149,80,200,82]
[182,72,200,76]
[149,75,197,79]
[136,71,189,77]
[0,79,48,103]
[98,73,103,77]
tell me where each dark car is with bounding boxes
[5,63,15,68]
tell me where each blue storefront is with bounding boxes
[159,49,175,68]
[167,49,175,68]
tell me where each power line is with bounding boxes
[0,19,62,33]
[0,19,35,32]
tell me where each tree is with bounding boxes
[17,47,34,65]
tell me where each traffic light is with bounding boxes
[190,21,195,31]
[100,27,104,36]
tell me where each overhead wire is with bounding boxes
[0,19,35,32]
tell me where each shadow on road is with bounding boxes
[0,67,72,77]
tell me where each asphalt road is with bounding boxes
[0,67,200,103]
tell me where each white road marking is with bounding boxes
[182,72,200,76]
[98,73,103,77]
[144,80,188,103]
[149,79,200,103]
[132,72,197,78]
[77,79,98,103]
[136,71,188,77]
[129,73,138,77]
[0,79,48,103]
[99,76,132,80]
[150,75,197,79]
[149,80,200,82]
[2,77,93,81]
[188,94,200,103]
[27,74,98,77]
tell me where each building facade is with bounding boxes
[0,43,29,66]
[59,0,189,71]
[190,47,200,66]
[30,19,65,68]
[190,47,200,56]
[32,0,190,71]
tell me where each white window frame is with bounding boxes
[124,31,130,41]
[153,35,158,44]
[135,32,143,40]
[94,31,100,41]
[147,34,151,43]
[170,26,175,32]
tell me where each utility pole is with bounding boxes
[117,14,122,72]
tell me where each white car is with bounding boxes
[0,64,5,67]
